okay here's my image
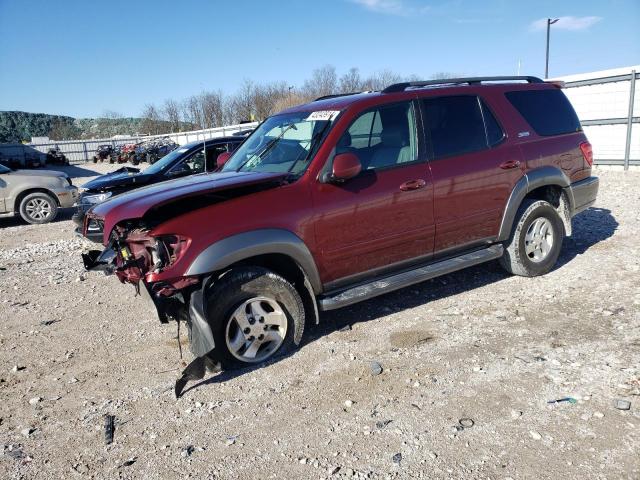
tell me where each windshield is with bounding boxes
[0,164,10,174]
[222,110,340,175]
[143,146,192,174]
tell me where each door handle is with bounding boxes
[499,160,521,170]
[399,179,427,191]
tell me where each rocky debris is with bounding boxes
[529,431,542,441]
[369,361,383,376]
[392,453,402,465]
[344,400,354,408]
[11,365,25,373]
[613,399,631,410]
[28,397,42,406]
[118,457,137,468]
[21,427,36,437]
[181,446,195,457]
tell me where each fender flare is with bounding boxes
[184,228,323,294]
[497,166,572,241]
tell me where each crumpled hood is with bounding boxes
[91,171,288,243]
[82,167,146,191]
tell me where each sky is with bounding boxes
[0,0,638,118]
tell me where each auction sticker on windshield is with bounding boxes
[306,110,340,122]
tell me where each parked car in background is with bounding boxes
[82,76,598,396]
[0,163,78,224]
[73,136,245,241]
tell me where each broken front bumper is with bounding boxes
[82,247,216,358]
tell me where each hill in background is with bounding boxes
[0,111,192,144]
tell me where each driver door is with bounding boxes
[312,100,435,287]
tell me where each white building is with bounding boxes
[556,65,639,168]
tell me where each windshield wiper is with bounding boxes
[235,123,297,172]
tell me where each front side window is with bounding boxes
[222,111,339,176]
[169,149,206,176]
[336,101,418,170]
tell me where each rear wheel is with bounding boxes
[19,192,58,224]
[203,267,305,369]
[499,199,564,277]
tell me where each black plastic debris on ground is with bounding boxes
[104,414,115,445]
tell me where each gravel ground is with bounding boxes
[1,164,639,479]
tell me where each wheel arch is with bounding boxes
[498,167,573,241]
[184,229,322,324]
[14,187,60,212]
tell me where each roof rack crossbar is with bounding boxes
[381,76,544,93]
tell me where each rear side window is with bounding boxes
[505,89,581,136]
[422,96,504,159]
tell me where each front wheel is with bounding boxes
[19,192,58,224]
[202,267,305,369]
[499,199,565,277]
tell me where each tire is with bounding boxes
[19,192,58,224]
[499,199,565,277]
[202,267,305,369]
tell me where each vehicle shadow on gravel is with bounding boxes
[0,208,75,228]
[182,207,617,395]
[46,164,105,178]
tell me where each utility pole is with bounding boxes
[545,18,559,78]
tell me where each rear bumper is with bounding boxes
[567,176,599,216]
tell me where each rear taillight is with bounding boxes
[580,141,593,166]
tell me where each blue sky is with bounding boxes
[0,0,638,118]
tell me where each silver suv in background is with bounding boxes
[0,163,78,224]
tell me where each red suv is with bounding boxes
[82,76,598,395]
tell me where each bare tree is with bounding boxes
[252,82,291,120]
[429,72,461,80]
[230,79,256,123]
[141,103,164,135]
[339,67,364,93]
[302,65,337,100]
[364,69,403,91]
[181,96,203,130]
[163,99,181,132]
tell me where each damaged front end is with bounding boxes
[83,222,218,397]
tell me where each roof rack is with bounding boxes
[313,92,362,102]
[381,76,544,93]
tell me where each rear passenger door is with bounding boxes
[420,95,524,254]
[313,100,435,287]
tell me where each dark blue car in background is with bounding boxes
[73,135,247,241]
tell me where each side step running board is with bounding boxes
[319,245,503,311]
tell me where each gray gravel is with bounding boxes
[1,165,639,479]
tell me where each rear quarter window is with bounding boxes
[505,89,582,136]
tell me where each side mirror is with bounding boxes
[331,153,362,181]
[217,152,232,169]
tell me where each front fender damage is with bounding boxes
[83,238,222,398]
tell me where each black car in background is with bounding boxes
[73,136,245,241]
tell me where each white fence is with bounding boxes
[0,122,259,165]
[557,65,639,169]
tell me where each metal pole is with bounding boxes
[624,70,636,171]
[545,18,558,79]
